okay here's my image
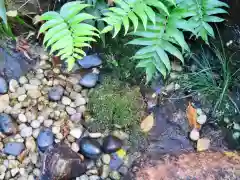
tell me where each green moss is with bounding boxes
[88,76,145,130]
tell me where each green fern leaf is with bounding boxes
[39,2,98,70]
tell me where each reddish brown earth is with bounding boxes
[132,151,240,180]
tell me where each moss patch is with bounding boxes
[87,76,146,149]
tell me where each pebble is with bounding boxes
[62,96,72,105]
[89,175,100,180]
[18,114,27,123]
[109,171,121,180]
[79,137,102,159]
[32,128,40,138]
[0,113,16,135]
[190,128,200,141]
[89,133,102,138]
[0,165,7,174]
[70,127,83,139]
[66,106,77,115]
[102,135,123,153]
[27,89,41,99]
[20,127,33,138]
[52,126,61,134]
[0,77,8,94]
[24,84,38,90]
[0,94,9,113]
[75,97,86,106]
[44,119,53,127]
[77,54,102,69]
[197,114,207,125]
[30,79,41,86]
[79,73,99,88]
[18,95,27,102]
[28,174,35,180]
[10,168,19,177]
[25,137,37,152]
[71,142,80,152]
[31,120,41,128]
[56,133,64,140]
[19,76,28,85]
[33,168,41,177]
[37,129,54,152]
[70,113,82,123]
[48,85,64,101]
[9,79,19,93]
[101,165,110,179]
[118,166,128,175]
[78,175,89,180]
[4,142,24,156]
[102,154,111,164]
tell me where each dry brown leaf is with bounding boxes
[186,102,201,129]
[141,113,154,132]
[197,138,210,152]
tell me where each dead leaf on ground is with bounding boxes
[197,138,210,152]
[141,113,154,132]
[186,102,201,129]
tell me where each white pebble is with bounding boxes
[9,79,19,93]
[10,168,19,177]
[190,129,200,141]
[197,114,207,125]
[18,95,27,102]
[70,127,83,139]
[61,96,71,105]
[0,165,7,173]
[44,119,53,127]
[19,168,25,176]
[32,129,40,138]
[18,114,27,123]
[31,120,41,128]
[20,127,33,138]
[19,76,28,85]
[56,133,64,140]
[33,168,41,177]
[66,106,77,115]
[71,142,79,152]
[28,174,35,180]
[52,126,61,134]
[89,133,102,138]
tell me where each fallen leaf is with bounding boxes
[141,113,154,132]
[6,10,18,17]
[17,149,29,163]
[197,138,210,152]
[186,102,201,129]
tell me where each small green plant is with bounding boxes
[38,2,99,70]
[179,43,240,117]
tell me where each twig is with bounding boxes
[17,0,32,11]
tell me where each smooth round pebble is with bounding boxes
[71,142,80,152]
[20,127,33,138]
[31,120,41,128]
[44,119,53,127]
[18,114,27,123]
[102,154,111,164]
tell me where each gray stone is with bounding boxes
[79,73,98,88]
[48,85,64,101]
[118,166,128,175]
[77,54,102,69]
[101,165,110,179]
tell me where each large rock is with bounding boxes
[77,54,102,69]
[0,113,16,135]
[40,143,87,180]
[79,137,102,159]
[4,142,25,156]
[0,77,8,94]
[79,73,99,88]
[37,129,54,152]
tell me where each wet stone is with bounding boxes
[4,142,24,156]
[0,113,16,135]
[0,77,8,94]
[37,129,54,152]
[48,85,64,101]
[40,143,87,179]
[77,54,102,69]
[79,73,99,88]
[102,135,123,154]
[79,137,102,159]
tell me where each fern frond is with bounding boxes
[39,2,98,70]
[128,8,191,82]
[101,0,175,36]
[177,0,228,43]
